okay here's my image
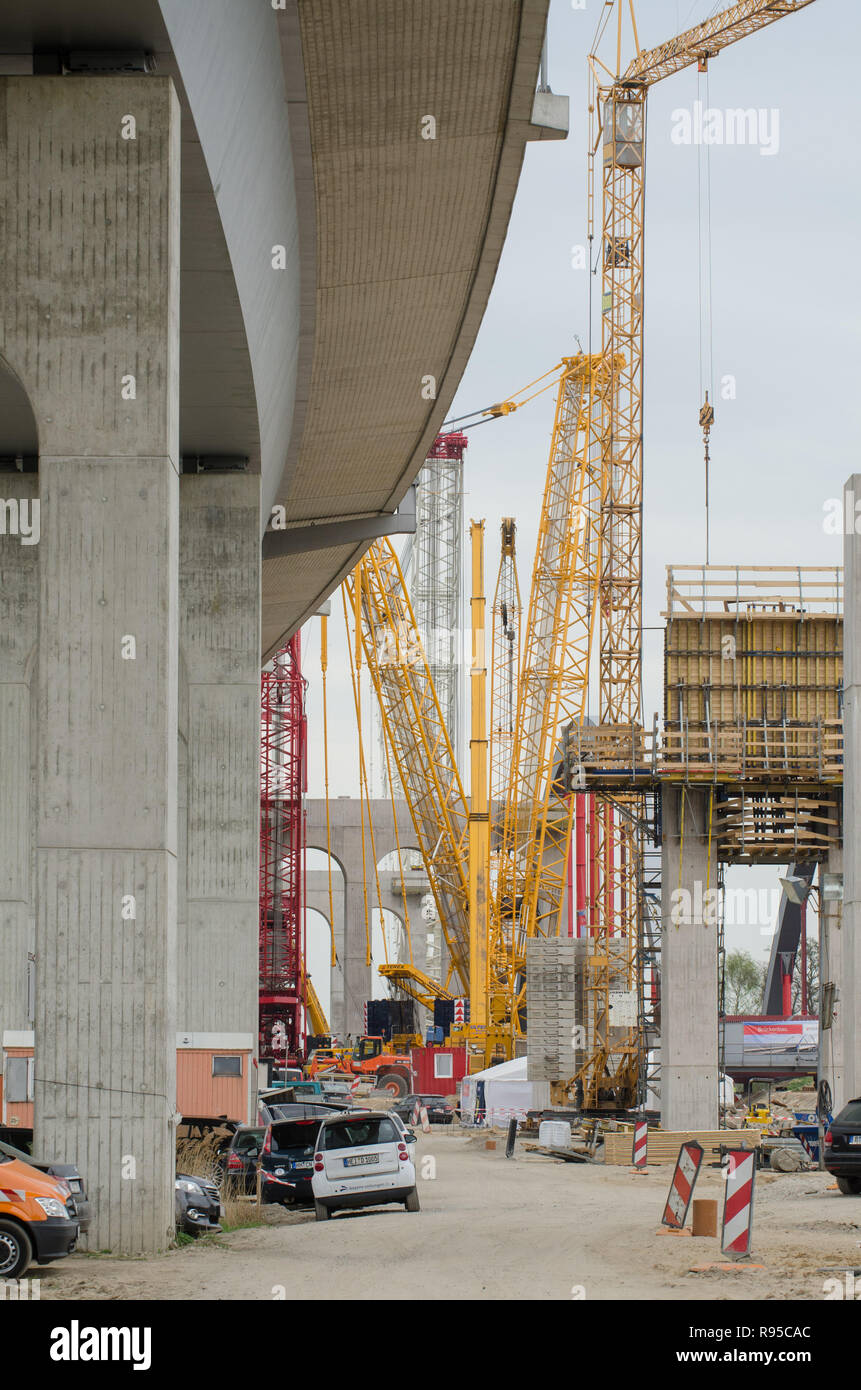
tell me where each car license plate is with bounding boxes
[292,1161,313,1170]
[344,1154,379,1167]
[850,1135,861,1145]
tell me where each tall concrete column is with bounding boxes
[321,802,374,1037]
[819,845,845,1106]
[0,473,38,1057]
[177,474,261,1114]
[660,787,719,1130]
[0,76,181,1252]
[840,472,861,1104]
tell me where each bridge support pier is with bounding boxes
[660,787,719,1131]
[1,76,182,1253]
[177,473,261,1110]
[840,473,861,1106]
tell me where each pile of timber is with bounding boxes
[603,1128,762,1165]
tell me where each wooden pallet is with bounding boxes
[603,1128,761,1165]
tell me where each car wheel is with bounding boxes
[377,1072,409,1098]
[836,1176,861,1195]
[404,1187,421,1213]
[314,1200,331,1221]
[0,1220,33,1280]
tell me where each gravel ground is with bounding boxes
[34,1129,861,1302]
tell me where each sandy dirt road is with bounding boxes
[36,1131,861,1302]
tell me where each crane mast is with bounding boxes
[497,355,609,996]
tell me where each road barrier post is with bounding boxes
[632,1119,648,1168]
[662,1140,704,1229]
[721,1147,756,1260]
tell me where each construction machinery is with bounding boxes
[333,0,822,1101]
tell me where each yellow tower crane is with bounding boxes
[570,0,821,1108]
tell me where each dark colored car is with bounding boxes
[222,1126,265,1195]
[825,1097,861,1193]
[259,1097,345,1124]
[259,1113,335,1206]
[175,1173,223,1235]
[0,1138,92,1233]
[392,1094,455,1125]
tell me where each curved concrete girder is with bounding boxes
[263,0,565,657]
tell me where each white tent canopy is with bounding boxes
[459,1055,549,1124]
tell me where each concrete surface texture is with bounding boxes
[177,474,261,1047]
[0,76,182,1254]
[33,1130,861,1303]
[661,788,719,1132]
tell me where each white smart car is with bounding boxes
[311,1110,419,1220]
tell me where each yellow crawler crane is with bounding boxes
[343,542,467,1010]
[489,519,521,1030]
[496,354,610,1024]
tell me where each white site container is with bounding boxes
[539,1120,572,1149]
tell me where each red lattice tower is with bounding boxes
[259,634,307,1065]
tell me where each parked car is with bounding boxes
[260,1097,346,1124]
[825,1096,861,1193]
[0,1151,79,1279]
[175,1173,223,1235]
[258,1113,335,1206]
[391,1094,454,1126]
[221,1126,265,1195]
[311,1110,419,1221]
[0,1138,92,1233]
[319,1082,356,1107]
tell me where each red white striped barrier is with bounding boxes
[721,1148,756,1259]
[419,1105,431,1133]
[411,1099,421,1125]
[662,1140,704,1229]
[632,1120,648,1168]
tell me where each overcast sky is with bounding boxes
[301,0,855,994]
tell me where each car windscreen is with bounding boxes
[268,1102,341,1121]
[233,1130,263,1155]
[837,1100,861,1125]
[320,1116,400,1150]
[269,1120,322,1156]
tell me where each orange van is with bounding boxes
[0,1154,79,1280]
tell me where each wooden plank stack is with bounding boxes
[603,1128,761,1165]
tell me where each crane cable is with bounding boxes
[320,615,337,969]
[342,579,389,968]
[441,361,566,432]
[697,59,716,562]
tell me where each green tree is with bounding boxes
[792,937,819,1015]
[724,949,763,1014]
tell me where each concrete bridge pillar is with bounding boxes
[1,76,181,1253]
[840,473,861,1106]
[660,787,719,1131]
[176,474,261,1109]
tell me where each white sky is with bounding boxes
[301,0,855,993]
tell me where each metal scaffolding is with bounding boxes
[259,635,307,1065]
[410,431,467,769]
